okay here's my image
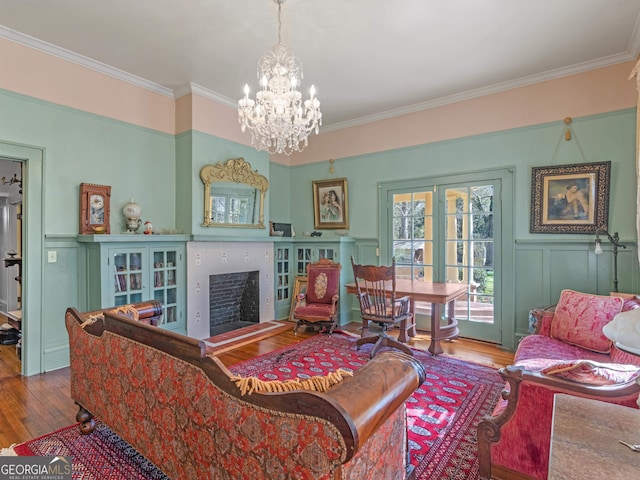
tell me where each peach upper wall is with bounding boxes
[0,37,175,134]
[178,92,253,149]
[1,36,636,164]
[278,60,638,166]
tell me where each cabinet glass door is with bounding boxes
[152,249,179,326]
[275,246,290,302]
[113,251,143,306]
[318,247,335,261]
[296,247,313,275]
[295,246,337,275]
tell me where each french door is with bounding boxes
[381,174,505,343]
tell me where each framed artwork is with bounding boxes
[530,161,610,234]
[79,183,111,234]
[312,178,349,229]
[288,276,308,322]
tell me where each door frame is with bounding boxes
[0,141,44,376]
[378,166,516,349]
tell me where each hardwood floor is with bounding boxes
[0,321,514,448]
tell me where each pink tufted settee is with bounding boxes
[478,290,640,480]
[65,304,426,480]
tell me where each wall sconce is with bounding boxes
[594,228,627,292]
[1,173,22,194]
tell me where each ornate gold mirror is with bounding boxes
[200,158,268,228]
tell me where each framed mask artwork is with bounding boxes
[79,183,111,234]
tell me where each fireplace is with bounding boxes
[209,271,259,336]
[186,241,275,340]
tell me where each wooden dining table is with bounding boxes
[345,279,468,355]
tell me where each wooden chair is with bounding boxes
[293,258,342,335]
[350,256,413,358]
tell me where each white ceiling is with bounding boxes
[1,0,639,132]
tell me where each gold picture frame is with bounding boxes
[312,178,349,229]
[79,183,111,234]
[288,276,308,322]
[530,161,610,234]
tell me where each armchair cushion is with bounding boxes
[540,360,640,386]
[550,289,623,353]
[294,302,336,320]
[306,265,340,304]
[514,335,610,366]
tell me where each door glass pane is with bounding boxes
[392,191,432,281]
[444,185,495,325]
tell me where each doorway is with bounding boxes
[0,157,23,363]
[379,167,515,347]
[0,141,44,376]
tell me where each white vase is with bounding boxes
[123,198,142,233]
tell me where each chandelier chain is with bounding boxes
[277,0,282,45]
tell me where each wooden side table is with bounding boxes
[549,394,640,479]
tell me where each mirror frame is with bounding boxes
[200,158,268,228]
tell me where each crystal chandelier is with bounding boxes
[238,0,322,155]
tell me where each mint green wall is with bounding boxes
[288,110,637,241]
[177,130,274,237]
[282,109,638,347]
[268,162,292,224]
[0,90,179,373]
[175,132,194,235]
[0,90,176,234]
[1,85,638,372]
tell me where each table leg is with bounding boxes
[428,302,443,355]
[360,317,369,337]
[398,298,417,343]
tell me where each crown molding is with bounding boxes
[3,22,639,132]
[0,25,174,98]
[322,51,639,133]
[175,82,237,109]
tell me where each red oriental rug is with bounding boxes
[9,421,169,479]
[228,332,503,480]
[4,332,502,479]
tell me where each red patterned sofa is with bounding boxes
[65,303,426,480]
[478,290,640,480]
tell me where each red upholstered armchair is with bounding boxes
[293,258,342,335]
[478,290,640,480]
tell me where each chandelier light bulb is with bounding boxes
[237,0,322,155]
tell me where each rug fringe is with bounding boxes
[1,444,17,456]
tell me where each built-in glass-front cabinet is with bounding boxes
[79,236,187,333]
[274,244,293,320]
[273,238,355,325]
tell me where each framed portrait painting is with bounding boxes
[530,161,610,234]
[79,183,111,234]
[312,178,349,229]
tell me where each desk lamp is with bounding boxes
[594,229,627,292]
